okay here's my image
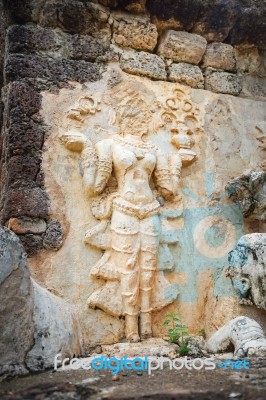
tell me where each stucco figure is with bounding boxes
[60,90,193,342]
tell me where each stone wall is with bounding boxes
[0,0,265,349]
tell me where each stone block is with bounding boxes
[226,171,266,221]
[26,281,81,371]
[5,54,102,84]
[205,70,241,95]
[120,50,167,80]
[7,156,41,187]
[7,24,110,63]
[7,121,45,158]
[202,42,236,71]
[192,0,240,42]
[112,12,158,52]
[40,0,111,43]
[43,220,64,251]
[241,76,266,99]
[147,0,201,32]
[230,6,266,49]
[2,187,49,223]
[0,227,34,377]
[70,34,109,62]
[157,30,207,65]
[168,62,204,89]
[19,234,44,257]
[7,81,42,120]
[99,0,146,13]
[0,227,80,376]
[7,24,61,55]
[7,217,47,235]
[236,47,266,78]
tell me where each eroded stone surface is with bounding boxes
[235,47,264,75]
[120,50,166,80]
[7,217,47,235]
[226,171,266,220]
[241,76,266,100]
[43,220,64,251]
[0,227,34,377]
[208,316,266,358]
[205,70,241,95]
[227,233,266,309]
[202,43,236,71]
[168,62,204,89]
[102,338,177,357]
[0,227,81,377]
[112,12,158,52]
[193,0,240,42]
[40,0,111,43]
[26,281,81,371]
[5,54,103,84]
[157,30,207,65]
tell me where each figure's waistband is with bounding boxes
[113,197,160,219]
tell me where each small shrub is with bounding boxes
[163,312,190,355]
[178,344,190,356]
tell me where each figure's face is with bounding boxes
[171,123,189,135]
[122,109,152,137]
[170,123,194,149]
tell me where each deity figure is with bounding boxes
[61,95,185,342]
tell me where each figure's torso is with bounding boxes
[112,136,157,206]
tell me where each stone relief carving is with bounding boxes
[227,233,266,309]
[60,83,201,342]
[159,87,202,167]
[208,316,266,358]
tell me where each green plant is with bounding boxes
[163,312,190,355]
[178,344,190,356]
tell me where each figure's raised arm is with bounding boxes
[154,149,182,200]
[82,139,113,197]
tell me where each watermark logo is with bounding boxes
[217,360,250,371]
[54,354,249,375]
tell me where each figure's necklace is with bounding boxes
[114,135,158,152]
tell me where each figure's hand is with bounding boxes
[160,187,175,201]
[60,130,87,152]
[83,169,97,197]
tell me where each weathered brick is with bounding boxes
[7,25,61,55]
[7,122,45,158]
[157,30,207,65]
[5,54,103,84]
[43,221,64,251]
[70,34,108,62]
[205,70,242,95]
[8,217,47,235]
[120,50,166,80]
[193,0,240,42]
[7,156,41,187]
[168,63,204,89]
[202,43,236,72]
[1,187,49,223]
[40,0,111,43]
[112,12,158,52]
[241,76,266,99]
[19,234,44,257]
